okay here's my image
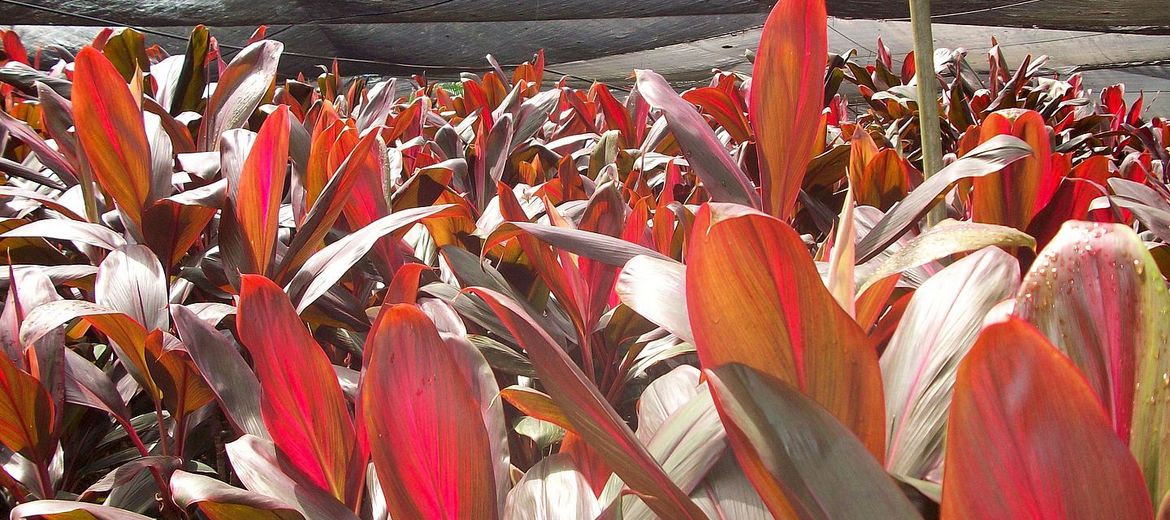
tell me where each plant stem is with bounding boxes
[580,330,596,383]
[34,460,53,499]
[154,398,170,457]
[909,0,947,227]
[119,411,182,519]
[172,413,188,459]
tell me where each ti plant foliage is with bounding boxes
[0,0,1168,517]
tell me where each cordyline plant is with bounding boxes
[0,0,1167,517]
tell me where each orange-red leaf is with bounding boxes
[0,354,54,464]
[73,46,153,231]
[941,318,1153,519]
[682,86,752,144]
[232,106,290,275]
[685,203,885,458]
[970,109,1058,230]
[751,0,828,220]
[236,275,363,507]
[361,304,499,519]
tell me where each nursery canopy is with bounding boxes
[2,0,1169,113]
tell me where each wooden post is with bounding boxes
[909,0,947,226]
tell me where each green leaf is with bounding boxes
[706,363,921,519]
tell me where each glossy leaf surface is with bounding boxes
[361,304,499,520]
[686,203,885,456]
[707,364,921,519]
[942,318,1153,520]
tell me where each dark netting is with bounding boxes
[2,0,1168,112]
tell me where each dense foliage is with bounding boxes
[0,0,1168,518]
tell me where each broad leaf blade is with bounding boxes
[706,364,921,519]
[1,220,127,250]
[231,105,290,275]
[615,255,693,343]
[941,318,1153,519]
[1013,220,1170,500]
[236,275,362,506]
[171,304,267,439]
[970,109,1056,230]
[360,304,499,520]
[751,0,827,220]
[73,46,153,231]
[277,130,382,281]
[199,40,282,150]
[0,354,55,464]
[170,25,210,115]
[21,300,158,400]
[95,245,168,332]
[503,455,600,520]
[881,247,1020,480]
[686,203,885,457]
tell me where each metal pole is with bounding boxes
[909,0,947,226]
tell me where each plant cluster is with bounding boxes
[0,0,1167,518]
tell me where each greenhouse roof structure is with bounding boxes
[2,0,1168,113]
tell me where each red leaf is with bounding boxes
[337,125,400,279]
[383,264,430,307]
[361,304,500,519]
[0,354,55,465]
[231,106,291,275]
[969,109,1058,230]
[942,318,1153,519]
[236,275,363,507]
[2,30,29,65]
[595,84,635,146]
[1025,155,1110,251]
[685,203,885,458]
[73,46,153,232]
[751,0,827,220]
